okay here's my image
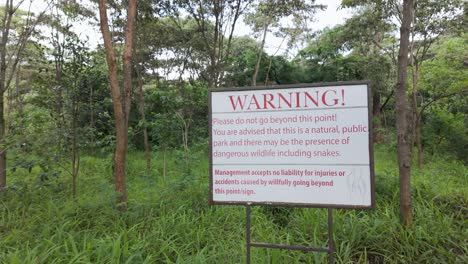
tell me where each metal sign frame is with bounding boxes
[209,81,375,209]
[208,81,375,263]
[245,204,335,264]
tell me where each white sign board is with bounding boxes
[209,82,374,208]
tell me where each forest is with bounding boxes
[0,0,466,263]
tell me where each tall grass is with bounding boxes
[0,146,466,263]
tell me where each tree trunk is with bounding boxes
[416,117,423,169]
[264,35,287,86]
[175,111,191,168]
[15,65,23,117]
[218,0,244,86]
[211,0,220,88]
[409,33,416,151]
[0,1,12,189]
[373,92,383,143]
[90,84,95,154]
[136,67,150,170]
[54,37,65,149]
[98,0,137,211]
[6,82,11,134]
[163,147,166,179]
[264,57,273,86]
[252,17,270,86]
[371,31,385,143]
[411,66,423,169]
[0,95,5,189]
[71,108,79,199]
[396,0,413,228]
[114,120,129,209]
[0,0,48,189]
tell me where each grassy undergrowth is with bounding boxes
[0,146,466,263]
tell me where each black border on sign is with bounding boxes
[208,81,375,209]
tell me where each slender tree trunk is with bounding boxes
[163,147,167,179]
[264,35,287,86]
[411,67,423,169]
[54,44,65,149]
[211,0,220,87]
[90,85,95,154]
[372,31,385,143]
[411,74,421,165]
[218,0,244,85]
[264,57,273,86]
[0,95,5,189]
[396,0,413,228]
[175,111,190,168]
[252,17,270,86]
[6,82,11,134]
[114,120,129,209]
[136,67,150,169]
[71,108,79,199]
[409,34,416,150]
[121,4,136,122]
[373,92,383,143]
[15,65,23,117]
[0,1,12,189]
[416,118,422,168]
[98,0,137,211]
[409,33,424,169]
[0,0,49,189]
[183,123,189,166]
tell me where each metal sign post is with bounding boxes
[328,207,334,264]
[245,204,334,264]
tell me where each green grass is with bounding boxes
[0,146,466,263]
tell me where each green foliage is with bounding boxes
[419,36,468,97]
[296,26,394,87]
[7,104,61,182]
[245,0,325,48]
[0,147,466,263]
[134,16,212,82]
[224,36,302,86]
[141,81,208,150]
[224,36,260,87]
[7,34,112,184]
[424,107,467,161]
[417,36,468,161]
[267,56,303,84]
[1,2,467,262]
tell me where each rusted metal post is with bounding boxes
[328,208,334,264]
[246,204,251,264]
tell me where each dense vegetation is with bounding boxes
[0,147,466,263]
[0,0,466,263]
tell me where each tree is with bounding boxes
[98,0,137,210]
[133,16,211,83]
[223,36,261,86]
[61,35,93,199]
[417,35,468,160]
[0,0,50,189]
[342,0,464,165]
[340,0,465,227]
[395,0,413,228]
[337,6,397,142]
[174,0,254,87]
[246,0,324,86]
[135,65,151,170]
[407,0,464,168]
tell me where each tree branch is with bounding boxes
[419,92,465,116]
[371,38,397,65]
[380,89,394,112]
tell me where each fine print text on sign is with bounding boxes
[209,82,374,208]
